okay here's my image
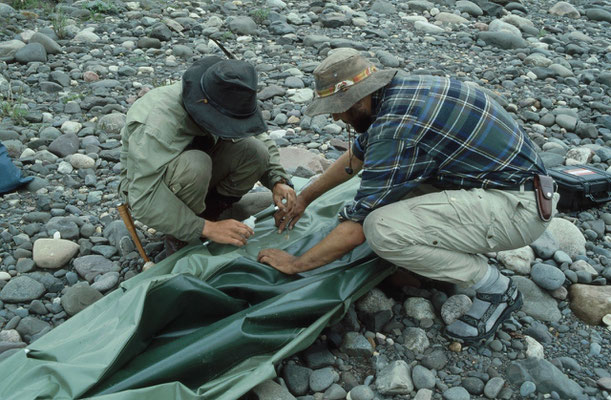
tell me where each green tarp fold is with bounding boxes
[0,179,395,399]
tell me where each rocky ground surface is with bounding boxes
[0,0,610,398]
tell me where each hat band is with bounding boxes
[200,74,257,118]
[316,66,378,98]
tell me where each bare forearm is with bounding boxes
[300,150,363,205]
[291,221,366,273]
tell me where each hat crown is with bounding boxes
[202,60,258,118]
[313,48,375,95]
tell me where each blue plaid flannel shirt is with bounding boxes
[340,75,547,223]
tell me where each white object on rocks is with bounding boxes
[414,21,445,34]
[57,161,74,174]
[565,147,594,165]
[497,245,535,275]
[441,294,472,325]
[376,360,414,395]
[74,28,100,43]
[279,147,332,174]
[69,154,95,169]
[61,121,83,135]
[288,88,313,103]
[434,12,468,24]
[525,335,544,359]
[0,271,11,281]
[549,1,580,18]
[489,19,522,37]
[544,218,586,259]
[33,238,80,269]
[404,297,436,320]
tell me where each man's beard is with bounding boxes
[348,107,374,133]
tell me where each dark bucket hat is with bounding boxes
[182,56,267,138]
[305,48,397,117]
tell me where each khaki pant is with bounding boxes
[363,185,559,286]
[162,137,269,215]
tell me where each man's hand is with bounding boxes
[274,194,308,233]
[257,248,298,274]
[202,219,254,246]
[272,182,296,213]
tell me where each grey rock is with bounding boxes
[483,376,505,399]
[421,349,448,370]
[412,365,435,389]
[442,387,470,400]
[29,32,62,55]
[173,44,193,58]
[478,32,527,49]
[97,113,126,134]
[376,360,413,395]
[252,380,296,400]
[407,1,435,12]
[48,133,79,157]
[61,283,103,316]
[341,332,373,357]
[309,367,337,392]
[376,50,401,67]
[45,217,80,240]
[404,297,436,320]
[507,358,583,399]
[16,316,50,340]
[530,263,565,290]
[137,37,161,49]
[441,295,472,325]
[403,327,430,353]
[149,23,172,41]
[462,377,484,395]
[73,255,118,282]
[0,276,45,303]
[348,385,374,400]
[303,344,335,369]
[556,114,577,131]
[324,383,346,400]
[49,71,71,87]
[282,364,312,396]
[228,16,257,35]
[90,271,119,292]
[513,276,561,322]
[371,0,396,15]
[28,271,63,293]
[319,12,350,28]
[0,40,25,60]
[545,218,586,259]
[0,3,15,16]
[15,43,47,63]
[530,230,559,259]
[585,8,611,22]
[456,0,483,16]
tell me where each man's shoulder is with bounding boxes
[126,82,183,122]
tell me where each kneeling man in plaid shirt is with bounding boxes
[258,48,559,343]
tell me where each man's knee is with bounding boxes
[363,209,393,254]
[237,137,269,175]
[166,150,212,192]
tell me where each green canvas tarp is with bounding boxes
[0,178,396,399]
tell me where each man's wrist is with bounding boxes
[273,178,294,189]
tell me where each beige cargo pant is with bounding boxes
[162,137,269,215]
[363,184,559,287]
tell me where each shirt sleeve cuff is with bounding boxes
[338,203,368,223]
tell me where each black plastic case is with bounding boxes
[549,165,611,211]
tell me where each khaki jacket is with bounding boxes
[118,82,289,241]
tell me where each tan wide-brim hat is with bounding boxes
[305,48,397,117]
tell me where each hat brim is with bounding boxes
[182,57,267,138]
[305,69,398,117]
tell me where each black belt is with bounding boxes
[434,180,536,192]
